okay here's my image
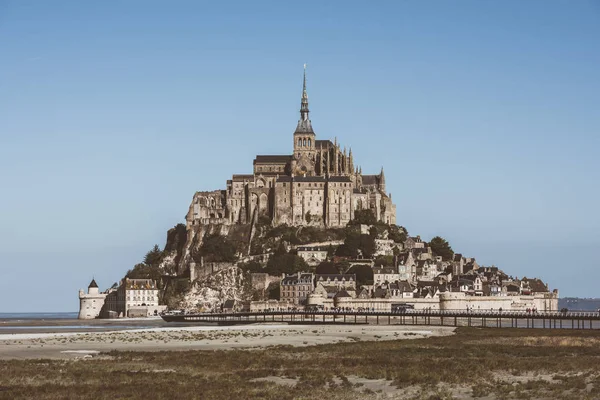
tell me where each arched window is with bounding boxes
[298,138,302,147]
[308,138,311,147]
[303,138,307,146]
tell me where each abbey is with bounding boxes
[186,67,396,229]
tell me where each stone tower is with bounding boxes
[78,278,107,320]
[292,64,316,176]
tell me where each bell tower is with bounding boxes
[292,64,316,176]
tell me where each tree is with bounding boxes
[346,264,374,287]
[197,234,238,263]
[350,209,377,225]
[315,261,339,275]
[429,236,454,261]
[388,225,407,243]
[265,253,309,276]
[335,231,375,259]
[126,263,162,281]
[374,255,394,267]
[305,211,312,224]
[239,260,263,273]
[144,244,163,267]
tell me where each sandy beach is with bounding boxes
[0,322,455,359]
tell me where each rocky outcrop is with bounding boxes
[178,267,253,311]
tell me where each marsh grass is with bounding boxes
[2,328,600,399]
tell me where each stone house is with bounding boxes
[280,272,315,305]
[297,245,330,266]
[373,266,400,284]
[315,274,356,290]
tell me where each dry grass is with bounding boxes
[1,327,600,399]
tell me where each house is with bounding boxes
[404,236,425,250]
[416,260,439,281]
[503,282,521,296]
[280,272,315,305]
[373,266,400,284]
[483,282,501,296]
[297,246,330,266]
[389,281,414,298]
[521,277,549,295]
[315,274,356,290]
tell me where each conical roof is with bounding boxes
[88,279,98,288]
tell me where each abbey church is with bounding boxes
[186,67,396,229]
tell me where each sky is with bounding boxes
[0,1,599,312]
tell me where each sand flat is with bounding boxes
[0,323,454,359]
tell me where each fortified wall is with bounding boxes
[306,291,559,312]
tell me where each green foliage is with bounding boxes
[315,261,339,275]
[256,214,271,227]
[125,263,162,282]
[388,225,407,243]
[143,244,163,267]
[350,209,377,225]
[346,264,374,287]
[428,236,454,261]
[197,234,238,263]
[252,224,347,254]
[274,242,287,256]
[265,253,309,276]
[238,260,264,273]
[267,283,280,300]
[336,231,376,259]
[162,278,191,309]
[327,245,336,257]
[374,255,394,267]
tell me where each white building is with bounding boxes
[117,278,164,317]
[79,278,165,319]
[78,279,107,319]
[373,266,400,284]
[297,246,329,266]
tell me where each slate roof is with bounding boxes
[281,273,313,285]
[522,277,549,293]
[232,174,254,181]
[315,140,334,148]
[334,289,352,299]
[88,279,98,288]
[316,274,356,281]
[276,176,293,182]
[294,176,326,182]
[361,175,379,185]
[254,155,292,164]
[396,280,414,293]
[373,267,396,274]
[298,246,330,252]
[328,176,352,182]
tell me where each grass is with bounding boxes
[2,327,600,399]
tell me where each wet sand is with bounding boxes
[0,323,455,360]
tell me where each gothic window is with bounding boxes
[303,138,307,146]
[298,138,302,147]
[308,138,311,147]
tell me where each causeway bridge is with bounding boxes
[162,310,600,330]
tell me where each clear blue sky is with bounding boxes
[1,1,598,312]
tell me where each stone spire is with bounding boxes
[349,148,354,174]
[295,64,314,133]
[380,166,386,192]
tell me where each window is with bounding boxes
[308,138,311,147]
[303,138,307,146]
